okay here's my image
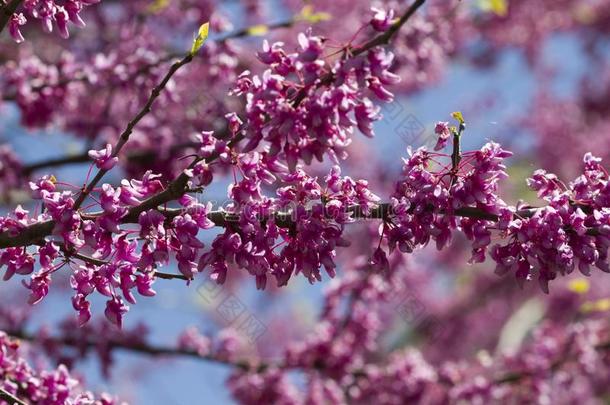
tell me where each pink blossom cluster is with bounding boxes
[0,144,24,198]
[524,83,610,178]
[0,171,176,327]
[231,31,399,170]
[0,331,119,404]
[222,249,610,404]
[199,162,380,289]
[0,125,608,330]
[0,126,382,326]
[387,132,610,292]
[1,26,241,183]
[493,154,610,291]
[8,0,101,43]
[279,1,467,93]
[2,53,83,127]
[388,141,513,261]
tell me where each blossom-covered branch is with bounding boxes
[3,1,610,402]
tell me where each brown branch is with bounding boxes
[0,0,22,34]
[7,329,264,372]
[0,198,601,251]
[0,387,26,405]
[6,322,610,387]
[22,142,199,175]
[22,153,92,174]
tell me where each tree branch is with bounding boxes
[0,387,26,405]
[0,199,600,250]
[7,329,261,371]
[22,142,199,175]
[6,323,610,386]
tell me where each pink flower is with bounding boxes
[54,6,70,38]
[177,327,211,356]
[72,293,91,326]
[23,272,51,304]
[104,295,129,328]
[371,7,395,32]
[88,144,118,170]
[225,112,243,135]
[30,175,56,199]
[9,13,26,43]
[433,121,451,151]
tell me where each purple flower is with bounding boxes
[30,175,56,199]
[371,7,396,32]
[434,121,451,151]
[23,271,51,304]
[9,13,26,43]
[225,112,243,135]
[89,144,118,170]
[105,295,129,328]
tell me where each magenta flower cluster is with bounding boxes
[388,141,512,258]
[386,137,610,293]
[493,153,610,292]
[9,0,101,43]
[0,170,209,328]
[200,162,380,289]
[231,31,399,171]
[0,331,118,404]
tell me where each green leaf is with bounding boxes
[478,0,508,16]
[147,0,170,14]
[568,278,590,294]
[190,22,210,56]
[451,111,465,124]
[298,5,332,23]
[246,24,269,36]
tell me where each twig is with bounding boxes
[450,121,465,186]
[22,142,199,175]
[0,387,26,405]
